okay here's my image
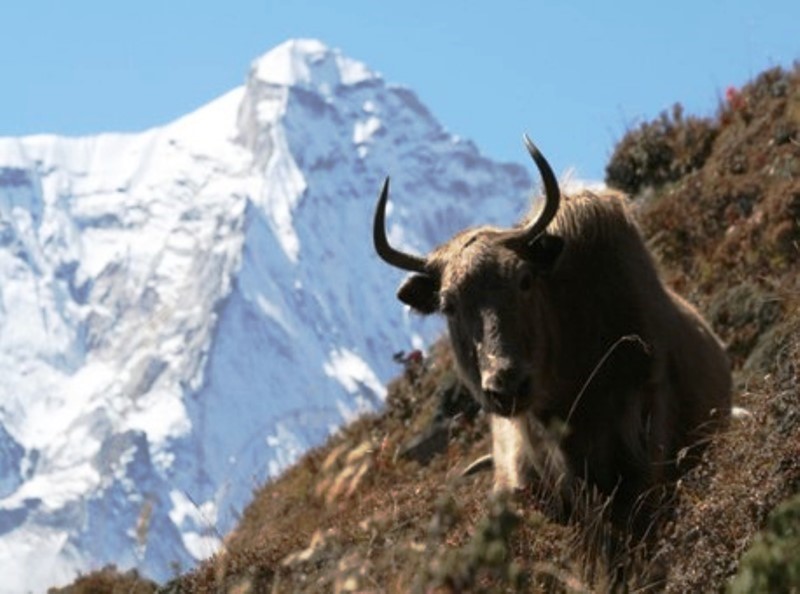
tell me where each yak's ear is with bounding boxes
[397,273,440,315]
[528,234,564,273]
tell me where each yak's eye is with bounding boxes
[440,294,457,316]
[518,270,533,292]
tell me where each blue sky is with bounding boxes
[1,0,797,179]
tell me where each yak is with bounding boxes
[372,136,732,533]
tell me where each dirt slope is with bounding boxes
[52,64,800,594]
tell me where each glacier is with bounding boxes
[0,39,533,592]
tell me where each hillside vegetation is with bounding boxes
[53,64,799,593]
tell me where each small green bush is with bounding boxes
[729,493,800,593]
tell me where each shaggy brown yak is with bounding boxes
[373,136,732,533]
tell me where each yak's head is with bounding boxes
[374,136,564,417]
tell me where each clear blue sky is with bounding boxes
[1,0,797,179]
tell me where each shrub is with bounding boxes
[606,104,717,195]
[47,566,156,594]
[729,493,800,593]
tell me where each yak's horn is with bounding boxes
[373,177,428,273]
[517,134,561,244]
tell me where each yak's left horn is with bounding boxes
[516,135,561,244]
[373,177,429,273]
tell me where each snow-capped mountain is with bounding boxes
[0,39,532,592]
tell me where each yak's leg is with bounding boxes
[490,413,534,493]
[491,413,572,520]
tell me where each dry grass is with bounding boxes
[48,565,157,594]
[60,64,800,593]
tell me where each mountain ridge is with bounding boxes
[0,39,533,592]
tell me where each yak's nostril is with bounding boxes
[481,371,533,416]
[481,376,505,395]
[481,368,514,395]
[483,389,504,407]
[481,389,519,416]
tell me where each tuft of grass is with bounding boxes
[48,566,157,594]
[420,492,525,593]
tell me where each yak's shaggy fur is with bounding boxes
[375,145,732,535]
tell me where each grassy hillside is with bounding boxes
[53,64,799,593]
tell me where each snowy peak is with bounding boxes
[236,38,382,157]
[0,39,532,593]
[250,39,377,93]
